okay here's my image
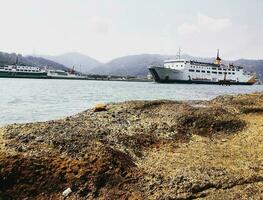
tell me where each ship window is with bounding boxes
[237,69,240,71]
[219,72,222,74]
[223,69,227,71]
[212,71,217,74]
[212,67,217,70]
[189,69,194,72]
[228,72,231,74]
[196,70,200,72]
[181,65,183,67]
[201,70,205,73]
[207,71,211,73]
[232,73,235,75]
[232,69,235,71]
[218,68,222,70]
[228,69,231,71]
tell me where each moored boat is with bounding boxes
[148,50,257,85]
[47,69,86,79]
[0,65,48,79]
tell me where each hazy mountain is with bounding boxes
[1,51,262,80]
[233,59,263,79]
[0,51,69,71]
[90,54,169,76]
[41,52,102,74]
[26,56,69,71]
[90,54,263,80]
[90,54,220,76]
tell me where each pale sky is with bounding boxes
[0,0,263,62]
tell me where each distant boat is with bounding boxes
[0,65,48,79]
[47,69,86,79]
[0,55,86,80]
[0,56,48,79]
[148,50,257,85]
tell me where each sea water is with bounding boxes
[0,78,262,126]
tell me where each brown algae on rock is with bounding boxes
[0,93,262,199]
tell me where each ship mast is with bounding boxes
[177,48,182,60]
[15,55,18,66]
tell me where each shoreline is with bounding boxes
[0,93,263,199]
[0,76,153,82]
[1,76,263,84]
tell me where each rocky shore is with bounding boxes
[0,93,263,199]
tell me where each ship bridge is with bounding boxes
[164,59,187,70]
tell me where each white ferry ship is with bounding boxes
[148,50,256,85]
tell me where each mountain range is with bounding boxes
[89,54,263,80]
[0,51,262,80]
[40,52,102,73]
[0,52,68,71]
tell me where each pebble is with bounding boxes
[62,187,72,197]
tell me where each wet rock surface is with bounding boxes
[0,93,262,199]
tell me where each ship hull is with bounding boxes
[149,67,255,85]
[0,71,48,79]
[0,71,86,80]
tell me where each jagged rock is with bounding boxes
[94,103,107,112]
[0,93,262,199]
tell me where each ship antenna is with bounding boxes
[15,55,18,66]
[177,48,181,60]
[179,48,181,60]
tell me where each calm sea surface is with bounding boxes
[0,78,262,126]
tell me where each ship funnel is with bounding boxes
[215,49,221,65]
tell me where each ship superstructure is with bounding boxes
[0,65,48,78]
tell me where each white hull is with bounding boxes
[149,60,256,85]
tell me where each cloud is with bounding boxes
[87,17,110,34]
[0,1,262,62]
[176,14,263,60]
[178,23,199,35]
[198,14,232,31]
[178,14,232,35]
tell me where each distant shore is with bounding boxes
[0,92,263,199]
[0,76,153,82]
